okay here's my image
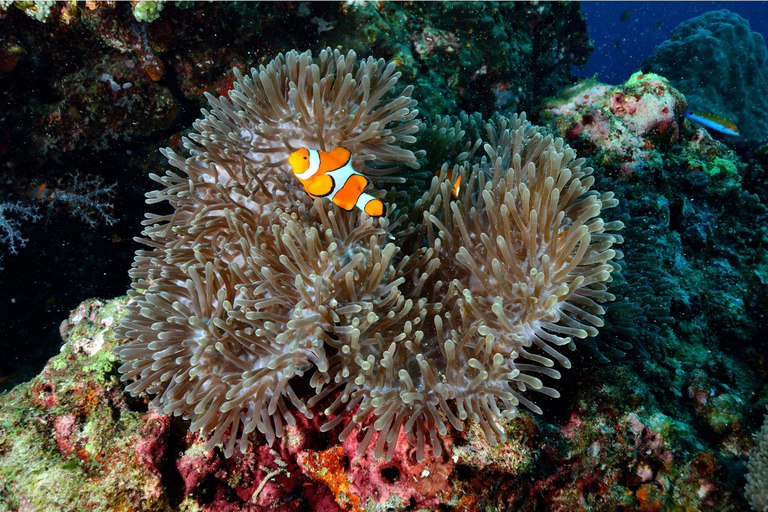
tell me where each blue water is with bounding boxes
[577,1,768,84]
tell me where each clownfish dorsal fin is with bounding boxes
[318,147,352,173]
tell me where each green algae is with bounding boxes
[624,70,670,87]
[685,155,743,195]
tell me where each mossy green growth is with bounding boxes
[365,26,378,44]
[688,155,742,195]
[706,394,743,434]
[624,70,669,87]
[452,414,535,475]
[58,297,128,384]
[80,346,120,384]
[132,0,164,23]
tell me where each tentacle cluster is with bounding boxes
[115,50,623,461]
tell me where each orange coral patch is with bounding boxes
[636,483,663,512]
[456,493,481,512]
[300,446,363,512]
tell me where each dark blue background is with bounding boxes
[577,1,768,84]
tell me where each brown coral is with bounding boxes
[114,48,622,461]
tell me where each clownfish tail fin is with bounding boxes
[357,192,386,217]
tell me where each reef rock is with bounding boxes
[642,9,768,145]
[540,71,686,178]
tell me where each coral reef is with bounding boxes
[302,1,593,117]
[541,68,768,511]
[642,9,768,145]
[0,0,592,387]
[1,3,767,511]
[0,296,759,511]
[0,298,175,510]
[1,54,765,512]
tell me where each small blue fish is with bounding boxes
[682,110,740,136]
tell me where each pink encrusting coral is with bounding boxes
[412,26,462,57]
[541,71,686,177]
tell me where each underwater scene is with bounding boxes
[1,1,768,511]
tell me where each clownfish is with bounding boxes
[288,147,386,217]
[436,167,462,199]
[682,110,740,137]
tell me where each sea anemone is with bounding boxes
[114,49,623,461]
[746,406,768,512]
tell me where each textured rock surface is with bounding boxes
[540,71,686,178]
[642,9,768,145]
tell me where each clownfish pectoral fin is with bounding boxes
[357,192,386,217]
[331,173,369,211]
[304,174,335,197]
[318,147,352,173]
[452,175,461,198]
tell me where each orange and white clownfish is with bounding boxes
[436,167,461,199]
[288,147,386,217]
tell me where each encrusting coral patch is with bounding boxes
[114,48,623,462]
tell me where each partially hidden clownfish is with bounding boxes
[288,147,386,217]
[436,167,462,199]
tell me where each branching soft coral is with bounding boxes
[114,49,623,462]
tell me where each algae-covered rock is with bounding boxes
[540,71,686,178]
[0,297,173,511]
